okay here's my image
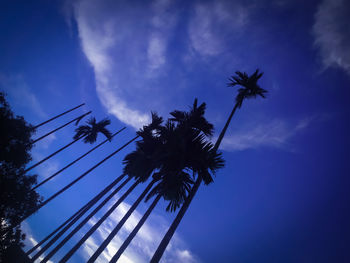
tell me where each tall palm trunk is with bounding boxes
[59,179,141,263]
[87,180,156,263]
[31,111,92,144]
[32,127,126,190]
[27,174,126,256]
[150,103,239,262]
[32,103,85,130]
[111,194,161,263]
[34,175,130,262]
[17,136,138,227]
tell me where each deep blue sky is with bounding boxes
[1,0,350,262]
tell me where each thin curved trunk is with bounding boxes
[111,194,161,263]
[18,136,138,226]
[87,180,156,263]
[24,134,86,173]
[59,179,140,263]
[150,104,239,262]
[31,111,92,144]
[36,175,130,263]
[32,127,126,190]
[32,103,85,130]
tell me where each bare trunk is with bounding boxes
[32,103,85,130]
[32,127,126,190]
[59,179,140,262]
[31,111,91,144]
[111,195,161,263]
[150,177,202,263]
[38,175,130,263]
[87,180,156,262]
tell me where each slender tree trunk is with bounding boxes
[111,195,161,263]
[150,178,202,263]
[18,136,139,226]
[36,175,130,263]
[24,134,86,173]
[32,127,126,190]
[150,104,239,262]
[32,103,85,130]
[87,180,156,263]
[31,111,92,144]
[59,179,141,263]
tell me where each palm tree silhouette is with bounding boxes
[91,100,223,262]
[151,69,267,262]
[24,117,112,173]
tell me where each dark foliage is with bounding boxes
[123,99,224,212]
[228,69,267,108]
[73,117,112,144]
[0,92,42,261]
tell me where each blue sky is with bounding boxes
[1,0,350,262]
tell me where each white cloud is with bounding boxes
[79,195,199,263]
[31,151,60,180]
[313,0,350,75]
[220,117,315,151]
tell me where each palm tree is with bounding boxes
[97,101,223,262]
[150,69,267,262]
[24,117,112,173]
[32,103,85,130]
[31,111,91,144]
[32,127,126,190]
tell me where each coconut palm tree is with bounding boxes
[150,69,267,262]
[24,117,112,173]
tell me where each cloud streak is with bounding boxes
[313,0,350,75]
[220,117,315,151]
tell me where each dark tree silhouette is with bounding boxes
[151,70,267,262]
[93,100,223,261]
[0,92,42,261]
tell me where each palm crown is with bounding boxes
[123,100,224,212]
[228,69,267,108]
[73,117,112,144]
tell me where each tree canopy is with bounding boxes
[0,92,42,261]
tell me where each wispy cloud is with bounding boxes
[0,74,47,118]
[220,117,317,151]
[188,1,248,57]
[313,0,350,75]
[80,195,199,262]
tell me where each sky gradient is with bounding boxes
[1,0,350,262]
